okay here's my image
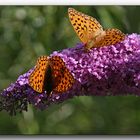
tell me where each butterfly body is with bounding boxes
[29,56,75,96]
[68,8,125,50]
[86,30,106,50]
[43,64,54,95]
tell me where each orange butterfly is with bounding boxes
[29,56,75,96]
[68,8,125,50]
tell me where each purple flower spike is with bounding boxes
[0,33,140,115]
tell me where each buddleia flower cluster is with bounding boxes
[0,34,140,115]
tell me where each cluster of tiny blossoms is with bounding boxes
[0,34,140,115]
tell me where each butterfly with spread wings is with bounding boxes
[28,56,75,96]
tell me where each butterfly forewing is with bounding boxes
[54,68,75,93]
[29,56,49,93]
[49,56,75,93]
[94,28,125,47]
[68,8,103,44]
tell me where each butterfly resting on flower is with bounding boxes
[28,56,75,96]
[68,8,125,50]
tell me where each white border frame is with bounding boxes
[0,0,140,5]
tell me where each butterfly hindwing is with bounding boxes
[94,28,125,47]
[29,56,49,93]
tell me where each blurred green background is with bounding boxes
[0,6,140,135]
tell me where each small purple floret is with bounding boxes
[0,34,140,115]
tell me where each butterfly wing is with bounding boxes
[94,28,125,47]
[68,8,103,44]
[54,68,75,93]
[29,56,49,93]
[49,56,75,93]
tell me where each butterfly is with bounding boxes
[28,56,75,96]
[68,8,125,50]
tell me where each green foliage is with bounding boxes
[0,6,140,134]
